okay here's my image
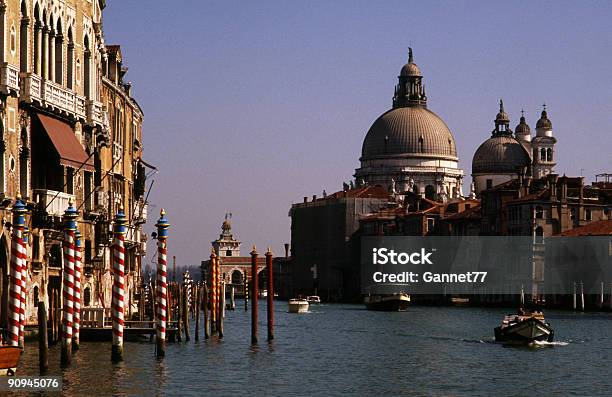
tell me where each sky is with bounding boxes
[102,0,612,268]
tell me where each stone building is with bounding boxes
[355,49,464,201]
[472,101,557,195]
[0,0,148,332]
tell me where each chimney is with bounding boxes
[303,197,307,203]
[284,243,289,258]
[579,177,584,203]
[560,176,568,201]
[312,195,317,201]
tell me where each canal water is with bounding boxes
[16,303,612,396]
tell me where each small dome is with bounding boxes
[472,136,530,174]
[495,99,509,123]
[400,48,422,77]
[515,114,531,135]
[222,220,231,231]
[361,107,457,160]
[536,110,552,129]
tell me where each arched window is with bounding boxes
[19,127,29,198]
[66,27,74,89]
[33,285,39,307]
[10,26,16,55]
[533,148,537,161]
[84,287,91,306]
[84,35,91,97]
[41,10,48,78]
[47,14,54,80]
[54,19,63,84]
[418,136,424,153]
[535,206,543,219]
[33,5,41,74]
[535,226,544,244]
[585,208,592,221]
[20,1,29,72]
[412,184,419,195]
[540,148,546,161]
[546,148,552,162]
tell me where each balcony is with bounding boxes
[20,74,88,121]
[133,200,148,225]
[33,189,75,217]
[19,72,42,103]
[0,63,20,96]
[86,100,104,128]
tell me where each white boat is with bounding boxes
[364,293,410,311]
[288,298,309,313]
[306,295,321,304]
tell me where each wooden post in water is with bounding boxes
[38,302,48,374]
[580,281,585,311]
[601,282,605,309]
[218,282,224,338]
[573,282,577,310]
[250,246,259,344]
[203,283,210,339]
[177,284,182,342]
[183,285,190,341]
[265,248,274,341]
[194,285,200,341]
[230,285,235,310]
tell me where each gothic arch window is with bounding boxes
[47,13,54,79]
[33,285,39,307]
[10,25,16,56]
[54,19,63,84]
[83,35,91,97]
[41,10,47,78]
[20,1,29,72]
[540,148,546,161]
[66,27,74,89]
[546,148,552,162]
[19,127,29,198]
[84,286,91,306]
[33,4,41,74]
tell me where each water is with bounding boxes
[16,303,612,396]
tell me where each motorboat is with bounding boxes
[306,296,321,304]
[494,307,554,344]
[0,346,21,376]
[288,298,309,313]
[364,293,410,311]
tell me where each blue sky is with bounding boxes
[103,0,612,267]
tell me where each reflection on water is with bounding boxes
[14,303,612,396]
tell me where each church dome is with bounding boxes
[361,107,457,159]
[536,109,552,129]
[515,113,531,135]
[400,47,422,76]
[472,136,530,174]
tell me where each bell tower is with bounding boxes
[532,105,557,179]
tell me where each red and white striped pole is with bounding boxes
[155,209,170,358]
[112,206,128,362]
[19,226,30,348]
[61,200,77,367]
[210,248,217,334]
[73,229,82,350]
[8,196,26,347]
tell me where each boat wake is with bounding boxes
[530,340,569,347]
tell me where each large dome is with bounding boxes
[361,107,457,160]
[472,136,530,174]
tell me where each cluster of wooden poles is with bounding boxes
[153,211,275,358]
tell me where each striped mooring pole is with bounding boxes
[19,225,30,347]
[155,209,170,357]
[112,206,128,362]
[210,248,217,334]
[61,200,77,367]
[8,195,26,347]
[73,230,82,350]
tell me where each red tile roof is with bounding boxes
[557,220,612,236]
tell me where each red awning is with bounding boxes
[37,113,94,171]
